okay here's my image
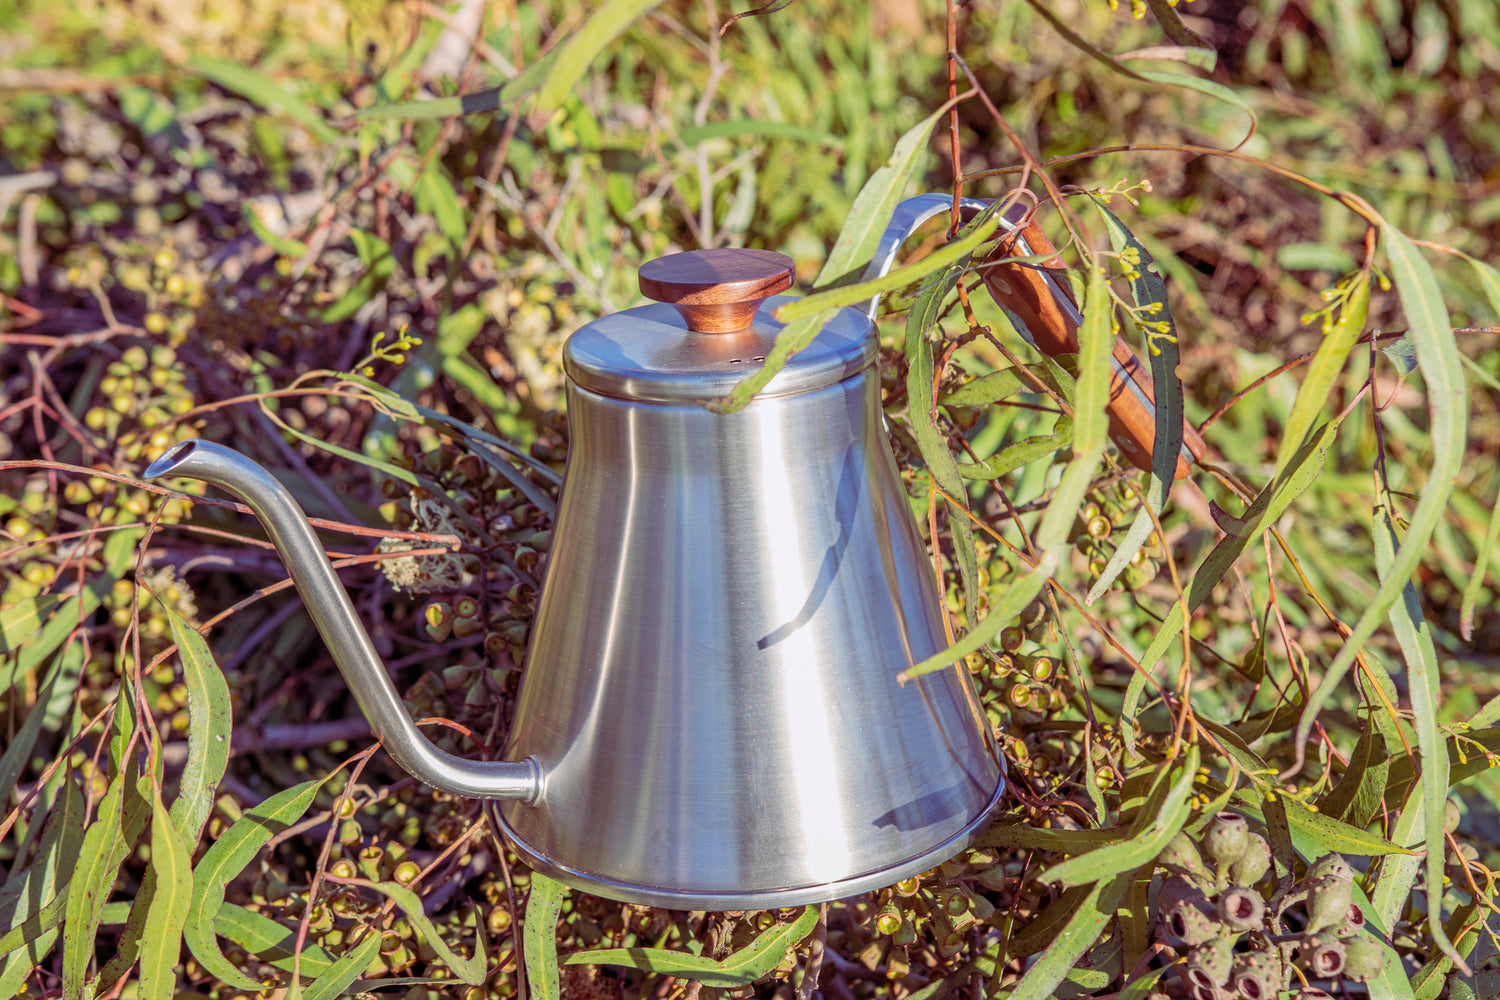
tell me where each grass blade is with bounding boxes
[1457,253,1500,640]
[532,0,666,114]
[190,56,338,144]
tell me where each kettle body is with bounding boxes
[144,195,1009,909]
[496,299,1002,908]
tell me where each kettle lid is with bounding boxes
[564,249,875,405]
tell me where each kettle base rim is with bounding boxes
[494,774,1005,910]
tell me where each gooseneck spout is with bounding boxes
[145,440,542,801]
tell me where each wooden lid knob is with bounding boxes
[639,248,795,333]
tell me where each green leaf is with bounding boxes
[1043,746,1198,887]
[243,203,310,258]
[565,906,818,988]
[138,793,193,1000]
[957,421,1073,480]
[213,903,337,976]
[1458,253,1500,640]
[164,607,232,839]
[331,878,485,984]
[301,928,381,1000]
[1276,273,1369,482]
[184,777,329,990]
[190,56,338,144]
[0,594,59,653]
[812,97,960,289]
[900,260,1109,680]
[1137,69,1256,149]
[62,770,152,996]
[978,823,1127,853]
[710,202,1004,416]
[0,643,82,812]
[524,873,567,1000]
[1294,224,1467,967]
[1084,200,1184,603]
[906,258,981,629]
[1008,871,1133,1000]
[532,0,667,113]
[1316,722,1387,827]
[0,777,83,987]
[1123,412,1345,702]
[416,165,466,248]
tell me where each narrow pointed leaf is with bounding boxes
[328,877,485,984]
[138,794,193,999]
[164,606,232,839]
[301,929,381,1000]
[532,0,666,114]
[184,777,328,990]
[524,873,566,1000]
[565,906,818,987]
[813,97,960,290]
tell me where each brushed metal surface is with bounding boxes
[499,366,1002,905]
[565,298,874,403]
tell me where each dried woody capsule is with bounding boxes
[1295,932,1347,978]
[1157,875,1220,947]
[1184,935,1235,991]
[1218,885,1265,932]
[1230,947,1283,1000]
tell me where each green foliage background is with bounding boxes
[2,0,1500,997]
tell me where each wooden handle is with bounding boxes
[639,248,795,333]
[978,213,1206,479]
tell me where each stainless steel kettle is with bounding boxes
[145,195,1006,909]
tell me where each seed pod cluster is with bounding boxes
[1069,484,1161,591]
[1153,821,1386,997]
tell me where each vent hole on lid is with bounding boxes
[728,358,742,364]
[752,356,765,361]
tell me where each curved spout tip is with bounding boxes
[144,440,201,480]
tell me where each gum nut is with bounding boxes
[1231,953,1281,1000]
[1341,934,1385,982]
[1295,933,1346,978]
[1159,831,1214,883]
[1203,811,1250,868]
[1158,874,1212,911]
[1304,876,1353,935]
[1305,853,1354,885]
[1185,935,1235,988]
[1162,895,1220,947]
[1218,885,1265,931]
[1227,834,1271,886]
